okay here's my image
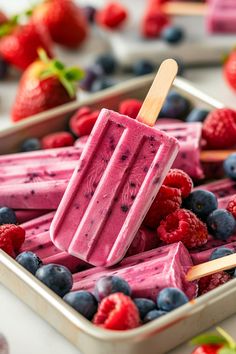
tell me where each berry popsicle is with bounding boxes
[73,241,236,299]
[15,209,51,223]
[50,59,180,267]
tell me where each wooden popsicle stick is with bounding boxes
[137,59,178,127]
[200,150,236,162]
[161,1,207,16]
[186,253,236,282]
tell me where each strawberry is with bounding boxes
[11,49,84,122]
[0,17,53,71]
[191,327,236,354]
[223,49,236,92]
[0,11,8,25]
[32,0,88,48]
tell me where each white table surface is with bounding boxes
[1,1,236,354]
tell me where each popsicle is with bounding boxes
[194,178,236,199]
[156,122,203,179]
[50,59,180,267]
[15,209,51,223]
[72,242,197,299]
[21,211,55,238]
[73,241,236,299]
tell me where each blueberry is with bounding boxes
[94,275,131,301]
[132,60,154,76]
[133,298,156,320]
[159,91,191,119]
[143,310,167,323]
[223,153,236,180]
[0,56,8,80]
[207,209,236,240]
[161,26,184,44]
[16,251,42,275]
[80,65,103,91]
[91,78,114,92]
[183,190,218,220]
[95,53,118,74]
[35,264,73,297]
[0,207,17,224]
[210,247,235,276]
[21,138,41,152]
[63,291,98,320]
[157,288,189,312]
[83,5,96,23]
[186,108,210,123]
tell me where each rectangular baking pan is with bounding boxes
[0,75,233,354]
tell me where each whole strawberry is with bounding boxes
[191,327,236,354]
[11,49,84,122]
[224,49,236,91]
[32,0,88,48]
[0,17,53,71]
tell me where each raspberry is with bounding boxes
[96,2,128,30]
[202,108,236,149]
[198,271,231,295]
[163,169,193,198]
[0,224,25,257]
[93,293,140,331]
[144,185,182,229]
[227,195,236,219]
[41,132,75,149]
[142,7,169,38]
[126,227,159,257]
[157,209,208,248]
[69,107,99,137]
[119,99,142,119]
[93,293,140,330]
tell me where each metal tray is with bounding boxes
[0,75,233,354]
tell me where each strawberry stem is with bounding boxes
[217,327,236,350]
[37,49,84,98]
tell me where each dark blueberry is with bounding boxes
[157,288,189,312]
[35,264,73,297]
[186,108,209,123]
[143,310,167,323]
[21,138,41,152]
[224,153,236,180]
[183,190,218,220]
[16,251,42,275]
[0,207,17,224]
[91,78,114,92]
[94,275,131,301]
[80,65,104,91]
[132,60,154,76]
[95,53,118,74]
[133,298,156,320]
[210,247,235,275]
[63,291,98,320]
[207,209,236,240]
[161,26,184,44]
[83,5,97,23]
[0,56,8,79]
[159,91,191,119]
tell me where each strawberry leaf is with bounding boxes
[191,334,227,346]
[59,75,75,98]
[219,349,236,354]
[64,67,84,81]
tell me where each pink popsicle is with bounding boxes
[15,209,52,223]
[72,242,197,300]
[207,0,236,33]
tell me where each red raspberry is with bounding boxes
[41,132,75,149]
[226,195,236,219]
[144,185,182,229]
[198,271,231,295]
[96,2,128,30]
[119,99,142,119]
[69,107,99,137]
[163,169,193,198]
[142,7,169,38]
[93,293,140,330]
[202,108,236,149]
[0,224,25,258]
[157,209,208,248]
[126,226,159,257]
